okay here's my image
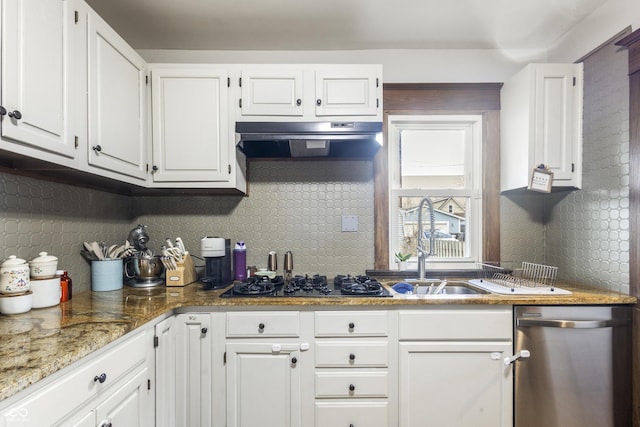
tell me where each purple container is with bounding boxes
[233,241,247,281]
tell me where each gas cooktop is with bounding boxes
[219,274,391,298]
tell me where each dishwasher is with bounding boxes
[512,305,632,427]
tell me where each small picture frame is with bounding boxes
[529,167,554,193]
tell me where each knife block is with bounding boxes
[165,252,198,287]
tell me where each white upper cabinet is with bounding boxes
[240,67,304,116]
[501,63,583,192]
[0,0,78,162]
[150,66,235,185]
[237,64,382,121]
[315,66,380,116]
[86,7,147,182]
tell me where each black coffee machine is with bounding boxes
[200,237,232,290]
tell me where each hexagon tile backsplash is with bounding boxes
[0,172,133,292]
[133,160,376,279]
[0,160,376,292]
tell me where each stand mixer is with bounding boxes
[124,224,164,288]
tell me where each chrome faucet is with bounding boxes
[417,197,436,280]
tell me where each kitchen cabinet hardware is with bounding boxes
[291,357,297,364]
[0,106,6,116]
[296,98,302,106]
[101,422,112,427]
[349,353,356,361]
[349,384,355,391]
[503,349,530,366]
[348,322,355,329]
[201,327,208,334]
[350,424,354,427]
[94,373,107,383]
[92,145,102,152]
[258,322,265,331]
[8,110,22,120]
[316,98,322,106]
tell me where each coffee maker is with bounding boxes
[200,237,232,290]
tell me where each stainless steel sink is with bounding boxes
[390,280,488,296]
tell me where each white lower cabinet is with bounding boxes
[398,307,513,427]
[154,313,217,427]
[226,342,301,427]
[225,311,308,427]
[0,326,154,427]
[313,310,394,427]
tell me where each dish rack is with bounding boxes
[478,262,558,289]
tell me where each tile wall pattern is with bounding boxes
[0,172,132,293]
[133,160,375,279]
[501,36,630,293]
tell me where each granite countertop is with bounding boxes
[0,279,635,403]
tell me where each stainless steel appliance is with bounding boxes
[201,237,232,290]
[220,274,391,298]
[236,121,383,158]
[513,305,631,427]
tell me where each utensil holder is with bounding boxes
[165,253,197,287]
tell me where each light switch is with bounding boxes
[341,215,358,232]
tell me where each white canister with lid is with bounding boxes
[29,252,58,279]
[0,256,30,294]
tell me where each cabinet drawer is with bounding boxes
[0,330,147,426]
[398,308,512,340]
[315,371,389,398]
[315,341,388,367]
[226,311,300,337]
[315,311,388,337]
[315,401,388,427]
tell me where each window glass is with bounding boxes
[388,115,482,269]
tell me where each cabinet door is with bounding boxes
[533,63,582,184]
[95,367,153,427]
[154,316,175,427]
[240,68,304,116]
[1,0,76,158]
[226,342,301,427]
[398,341,512,427]
[314,67,379,116]
[175,313,213,427]
[87,9,147,181]
[150,67,231,182]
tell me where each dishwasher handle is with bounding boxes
[517,318,629,329]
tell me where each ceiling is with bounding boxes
[85,0,608,51]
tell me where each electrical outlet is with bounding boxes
[341,215,358,232]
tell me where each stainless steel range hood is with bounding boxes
[236,121,383,158]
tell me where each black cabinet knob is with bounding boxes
[349,353,356,361]
[349,384,355,391]
[8,110,21,120]
[316,99,322,106]
[0,106,6,116]
[348,322,355,329]
[350,424,354,427]
[92,145,102,152]
[94,373,107,383]
[296,98,302,106]
[152,165,158,172]
[201,327,208,334]
[258,322,265,331]
[291,357,297,364]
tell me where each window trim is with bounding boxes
[373,83,502,271]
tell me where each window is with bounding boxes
[388,115,483,269]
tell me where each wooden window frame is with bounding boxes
[374,83,502,270]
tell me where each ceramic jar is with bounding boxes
[29,252,58,279]
[0,290,33,314]
[0,256,30,294]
